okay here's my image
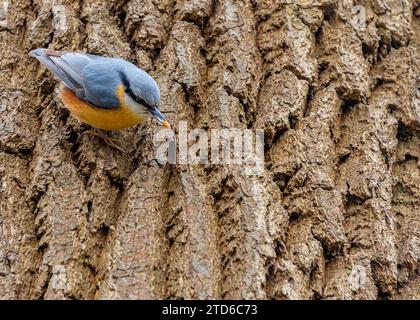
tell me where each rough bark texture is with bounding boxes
[0,0,419,300]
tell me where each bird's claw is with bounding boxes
[82,129,126,153]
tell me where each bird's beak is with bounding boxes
[162,120,171,129]
[150,106,171,129]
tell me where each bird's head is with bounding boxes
[119,67,171,129]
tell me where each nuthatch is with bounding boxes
[30,48,171,132]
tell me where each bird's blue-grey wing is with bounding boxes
[29,48,119,109]
[81,62,122,109]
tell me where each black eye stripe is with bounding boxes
[119,71,152,109]
[126,86,152,109]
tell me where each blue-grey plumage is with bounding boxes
[29,48,170,129]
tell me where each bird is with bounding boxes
[29,48,170,151]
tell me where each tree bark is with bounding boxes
[0,0,419,299]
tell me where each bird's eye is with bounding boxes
[126,86,151,109]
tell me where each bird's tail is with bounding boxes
[29,48,78,91]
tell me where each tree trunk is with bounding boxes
[0,0,419,300]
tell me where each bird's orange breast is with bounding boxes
[60,85,145,130]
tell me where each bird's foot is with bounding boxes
[82,129,126,153]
